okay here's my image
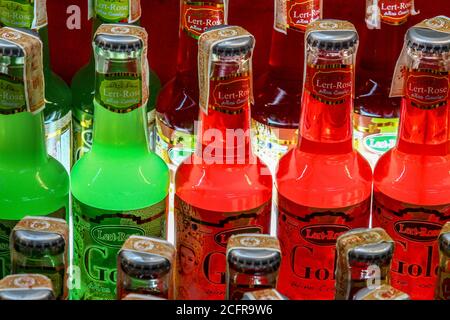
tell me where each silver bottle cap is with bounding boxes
[119,250,171,280]
[406,27,450,53]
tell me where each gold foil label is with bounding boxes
[95,24,149,107]
[226,234,281,256]
[198,26,255,114]
[0,274,53,291]
[335,228,394,300]
[390,16,450,98]
[356,284,410,300]
[275,0,323,34]
[14,216,69,246]
[121,235,175,263]
[243,289,286,300]
[0,27,45,114]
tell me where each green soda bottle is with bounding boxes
[0,28,70,279]
[70,25,169,300]
[72,0,161,164]
[0,0,73,172]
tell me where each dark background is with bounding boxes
[46,0,448,86]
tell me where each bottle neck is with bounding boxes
[91,102,149,154]
[0,112,48,165]
[397,57,450,156]
[268,29,305,81]
[298,49,355,154]
[38,27,51,74]
[197,55,253,162]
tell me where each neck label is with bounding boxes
[0,27,45,114]
[210,73,250,114]
[181,1,227,39]
[406,69,449,110]
[306,64,353,105]
[366,0,417,29]
[94,0,141,23]
[0,74,26,114]
[0,0,47,29]
[275,0,323,34]
[97,72,142,113]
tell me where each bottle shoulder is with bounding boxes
[71,151,169,210]
[374,148,450,205]
[175,157,273,212]
[0,158,69,215]
[276,148,372,208]
[43,71,72,117]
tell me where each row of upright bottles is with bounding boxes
[0,0,449,301]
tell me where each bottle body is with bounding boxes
[276,23,372,299]
[372,35,450,299]
[71,30,169,300]
[0,111,69,279]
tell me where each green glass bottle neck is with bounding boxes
[37,27,51,74]
[0,111,48,165]
[91,102,149,155]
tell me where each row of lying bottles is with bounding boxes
[1,215,449,301]
[0,1,449,301]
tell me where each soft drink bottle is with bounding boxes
[174,26,272,300]
[372,17,450,300]
[276,20,372,300]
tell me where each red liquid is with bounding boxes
[276,51,372,300]
[252,1,322,166]
[372,63,450,299]
[174,50,273,300]
[156,0,226,168]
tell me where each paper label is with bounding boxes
[0,0,48,29]
[198,26,255,115]
[174,195,271,300]
[181,1,227,39]
[72,196,167,300]
[274,0,323,33]
[94,0,141,23]
[0,27,45,114]
[334,227,393,300]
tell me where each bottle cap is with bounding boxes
[307,30,358,50]
[227,249,281,274]
[0,28,38,57]
[348,242,394,264]
[12,230,65,257]
[208,26,254,56]
[0,289,55,300]
[406,27,450,53]
[439,232,450,256]
[119,250,171,280]
[94,32,142,52]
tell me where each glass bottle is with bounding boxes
[71,27,169,300]
[276,20,372,300]
[372,24,450,300]
[0,28,69,279]
[174,27,272,300]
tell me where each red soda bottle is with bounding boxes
[156,0,227,173]
[372,19,450,300]
[251,0,322,170]
[174,26,272,300]
[276,20,372,300]
[354,0,421,168]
